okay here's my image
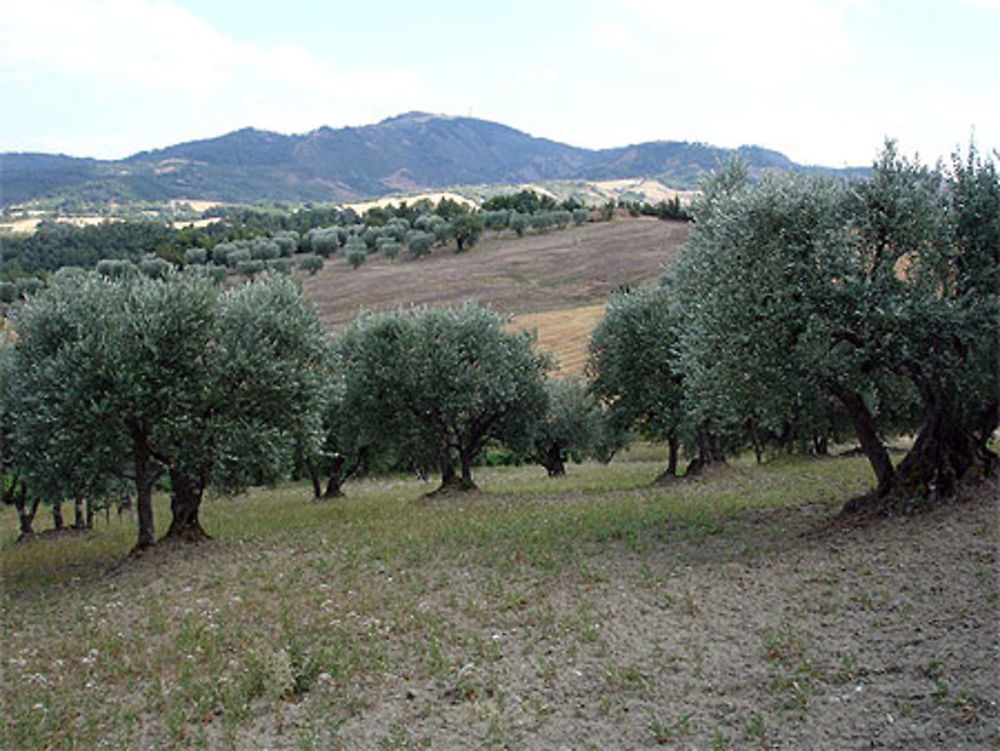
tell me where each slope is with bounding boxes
[1,112,868,206]
[301,216,689,373]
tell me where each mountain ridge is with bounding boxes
[1,112,868,207]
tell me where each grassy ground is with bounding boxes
[2,455,997,750]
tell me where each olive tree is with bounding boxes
[0,342,42,537]
[674,143,998,512]
[339,304,550,491]
[302,350,375,499]
[406,230,433,259]
[298,253,325,275]
[450,214,485,253]
[532,377,602,476]
[588,285,688,480]
[12,271,327,549]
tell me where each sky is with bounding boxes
[0,0,997,167]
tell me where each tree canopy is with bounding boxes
[8,271,327,548]
[671,143,998,511]
[338,303,550,491]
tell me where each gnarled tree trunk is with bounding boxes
[653,434,680,484]
[432,449,476,494]
[840,392,996,516]
[541,443,567,477]
[830,385,896,498]
[131,430,157,550]
[163,466,211,542]
[323,455,347,498]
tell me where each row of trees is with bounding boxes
[2,272,618,548]
[590,143,997,512]
[5,142,991,550]
[1,194,610,287]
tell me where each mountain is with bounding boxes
[0,112,868,207]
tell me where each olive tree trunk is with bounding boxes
[163,466,211,542]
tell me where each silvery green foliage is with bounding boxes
[208,275,329,492]
[297,253,324,275]
[509,212,528,237]
[588,285,688,444]
[673,164,860,448]
[212,242,236,265]
[405,230,433,259]
[11,271,328,542]
[361,226,382,251]
[482,210,510,231]
[226,247,251,268]
[236,259,266,278]
[185,263,228,285]
[250,237,280,261]
[551,210,573,229]
[140,255,172,279]
[184,247,208,265]
[338,303,550,484]
[377,238,401,260]
[273,231,299,257]
[95,259,136,279]
[266,257,293,275]
[533,376,603,473]
[345,240,367,269]
[673,143,998,478]
[383,218,411,242]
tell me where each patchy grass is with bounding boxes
[2,455,997,750]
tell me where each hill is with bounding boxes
[301,216,688,374]
[1,112,869,207]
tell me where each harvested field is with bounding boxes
[511,304,605,377]
[301,218,687,330]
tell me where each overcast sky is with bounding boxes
[1,0,996,167]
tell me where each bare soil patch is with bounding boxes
[301,218,688,331]
[4,464,994,750]
[320,481,998,750]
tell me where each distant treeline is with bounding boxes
[0,190,689,282]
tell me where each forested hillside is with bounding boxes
[2,112,869,207]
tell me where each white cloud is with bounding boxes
[590,0,860,83]
[0,0,425,155]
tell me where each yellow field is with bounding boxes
[0,215,119,233]
[511,303,606,377]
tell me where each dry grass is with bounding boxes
[342,192,477,215]
[0,215,120,234]
[510,304,605,377]
[3,458,996,750]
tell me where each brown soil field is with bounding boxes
[301,218,688,331]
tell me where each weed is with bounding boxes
[648,718,673,744]
[713,728,734,750]
[744,714,768,747]
[926,660,949,702]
